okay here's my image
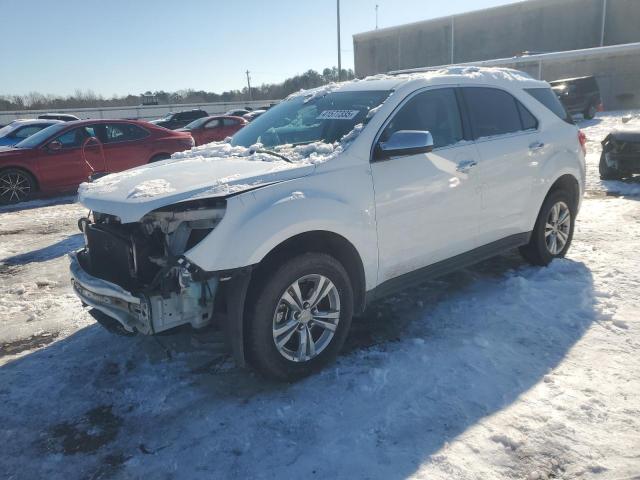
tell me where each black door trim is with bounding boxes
[365,231,531,305]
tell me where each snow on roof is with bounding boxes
[288,66,544,99]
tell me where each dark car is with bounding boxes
[549,76,602,120]
[599,127,640,180]
[0,119,194,204]
[38,113,81,121]
[150,109,208,130]
[178,115,247,146]
[225,108,251,117]
[243,109,266,122]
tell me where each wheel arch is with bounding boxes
[547,173,580,210]
[249,230,367,315]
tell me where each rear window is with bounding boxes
[525,88,574,124]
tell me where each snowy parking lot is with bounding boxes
[1,112,639,479]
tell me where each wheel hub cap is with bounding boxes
[272,274,341,362]
[545,201,571,255]
[0,172,31,203]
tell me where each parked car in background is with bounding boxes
[0,119,193,204]
[0,119,62,147]
[225,108,251,117]
[38,113,81,121]
[550,76,602,120]
[243,109,266,122]
[69,67,586,381]
[178,115,247,146]
[150,109,208,130]
[599,127,640,180]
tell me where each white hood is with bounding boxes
[78,156,314,222]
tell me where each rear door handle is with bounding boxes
[456,160,477,173]
[529,141,545,150]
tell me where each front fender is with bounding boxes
[184,170,379,289]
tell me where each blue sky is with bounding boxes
[1,0,518,96]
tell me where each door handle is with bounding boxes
[529,141,545,150]
[456,160,477,173]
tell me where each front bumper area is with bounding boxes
[70,250,218,335]
[70,251,150,333]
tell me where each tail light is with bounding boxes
[578,130,587,156]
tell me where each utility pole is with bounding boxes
[245,70,252,101]
[337,0,342,82]
[375,4,379,29]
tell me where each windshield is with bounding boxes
[230,90,391,148]
[14,123,68,148]
[183,117,211,130]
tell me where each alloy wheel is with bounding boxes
[0,171,32,203]
[272,274,341,362]
[545,201,571,255]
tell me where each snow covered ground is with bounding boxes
[1,111,639,479]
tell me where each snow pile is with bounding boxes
[126,179,176,199]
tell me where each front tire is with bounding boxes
[519,189,576,266]
[246,253,354,381]
[0,168,36,205]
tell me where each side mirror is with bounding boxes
[48,140,63,152]
[375,130,434,160]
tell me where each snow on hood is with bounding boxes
[77,118,365,222]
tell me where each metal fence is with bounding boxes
[0,99,280,125]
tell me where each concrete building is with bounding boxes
[353,0,640,109]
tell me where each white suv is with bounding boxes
[70,67,586,380]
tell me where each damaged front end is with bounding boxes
[601,129,640,174]
[70,199,227,336]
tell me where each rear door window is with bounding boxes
[463,87,524,139]
[100,123,149,143]
[525,87,574,124]
[517,102,538,131]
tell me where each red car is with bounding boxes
[0,119,194,204]
[178,115,247,146]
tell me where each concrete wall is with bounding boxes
[354,0,640,76]
[0,99,279,126]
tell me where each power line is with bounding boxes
[337,0,342,82]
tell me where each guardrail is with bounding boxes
[0,99,280,125]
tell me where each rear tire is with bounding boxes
[0,168,36,205]
[583,103,597,120]
[599,151,624,180]
[246,253,354,381]
[149,153,171,163]
[519,189,576,266]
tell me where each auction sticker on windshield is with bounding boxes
[317,110,360,120]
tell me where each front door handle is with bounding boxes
[456,160,477,173]
[529,141,545,150]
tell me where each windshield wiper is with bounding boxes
[252,148,293,163]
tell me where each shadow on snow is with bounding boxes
[1,234,83,265]
[0,251,597,479]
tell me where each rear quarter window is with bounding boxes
[525,87,574,124]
